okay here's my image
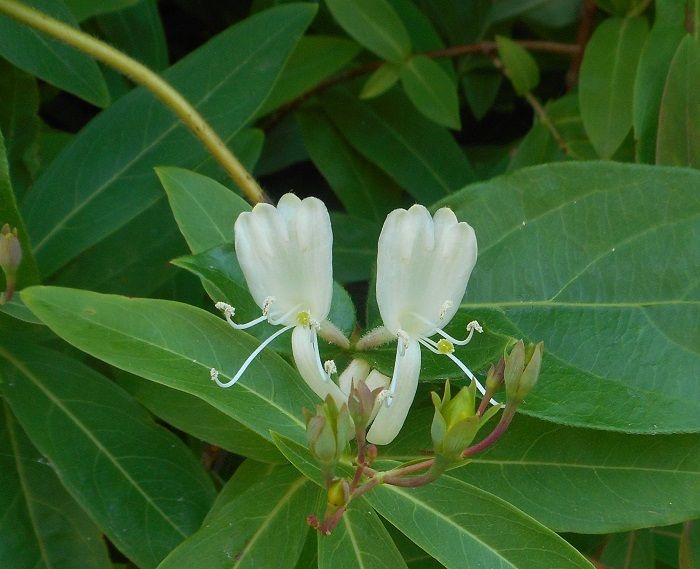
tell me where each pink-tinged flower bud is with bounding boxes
[504,340,544,403]
[0,224,22,302]
[304,396,353,479]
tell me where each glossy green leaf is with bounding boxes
[255,114,307,176]
[323,88,475,203]
[632,0,686,163]
[0,129,40,291]
[159,167,250,254]
[601,530,654,569]
[295,532,319,569]
[0,344,216,568]
[116,372,284,463]
[579,17,648,159]
[325,0,411,63]
[95,0,168,71]
[360,63,401,99]
[258,35,361,116]
[0,60,40,197]
[65,0,138,20]
[22,4,315,277]
[0,402,111,569]
[0,0,109,107]
[158,467,317,569]
[20,286,314,445]
[496,35,540,95]
[656,36,700,169]
[400,55,460,129]
[440,162,700,433]
[298,108,402,221]
[462,68,503,121]
[330,213,380,284]
[206,460,281,522]
[425,414,700,533]
[318,499,408,569]
[365,473,593,569]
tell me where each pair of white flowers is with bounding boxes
[211,194,489,445]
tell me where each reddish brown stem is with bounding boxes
[462,407,516,458]
[566,0,597,89]
[262,40,580,130]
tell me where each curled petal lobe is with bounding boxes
[367,340,421,445]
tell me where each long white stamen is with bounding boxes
[434,320,482,346]
[419,337,498,406]
[212,325,294,388]
[386,342,404,407]
[215,301,268,330]
[267,304,302,326]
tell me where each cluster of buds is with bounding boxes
[0,224,22,303]
[430,381,481,462]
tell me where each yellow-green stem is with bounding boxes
[0,0,265,204]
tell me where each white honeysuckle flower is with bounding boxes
[364,204,496,445]
[210,193,347,406]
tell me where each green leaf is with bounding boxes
[443,414,700,533]
[0,402,111,569]
[488,0,571,24]
[325,0,411,63]
[656,36,700,169]
[20,286,314,445]
[64,0,138,20]
[331,213,380,284]
[399,55,460,129]
[22,4,316,277]
[270,432,327,487]
[579,17,649,159]
[298,108,402,221]
[496,35,540,95]
[95,0,168,71]
[323,88,475,203]
[158,467,317,569]
[600,531,654,569]
[116,372,284,463]
[462,68,503,121]
[0,0,109,107]
[258,35,361,116]
[159,167,251,254]
[439,162,700,433]
[0,344,216,568]
[0,60,40,197]
[318,499,408,569]
[360,63,401,99]
[365,473,593,569]
[632,0,686,163]
[0,129,40,291]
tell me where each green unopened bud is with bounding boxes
[327,478,349,509]
[0,224,22,302]
[431,381,480,461]
[485,357,505,392]
[504,340,544,403]
[304,396,353,478]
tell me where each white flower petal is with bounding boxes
[291,326,345,407]
[366,340,421,445]
[338,359,371,395]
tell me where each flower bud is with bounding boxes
[327,478,349,509]
[430,381,480,461]
[304,396,353,477]
[485,357,505,392]
[0,224,22,302]
[504,340,544,403]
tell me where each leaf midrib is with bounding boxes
[0,348,189,539]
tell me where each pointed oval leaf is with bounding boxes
[325,0,411,63]
[496,35,540,95]
[0,0,109,107]
[656,36,700,169]
[399,55,460,129]
[22,4,315,277]
[360,63,401,99]
[20,286,313,445]
[579,17,648,158]
[0,344,216,568]
[439,162,700,433]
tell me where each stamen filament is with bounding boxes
[212,324,294,388]
[310,327,332,383]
